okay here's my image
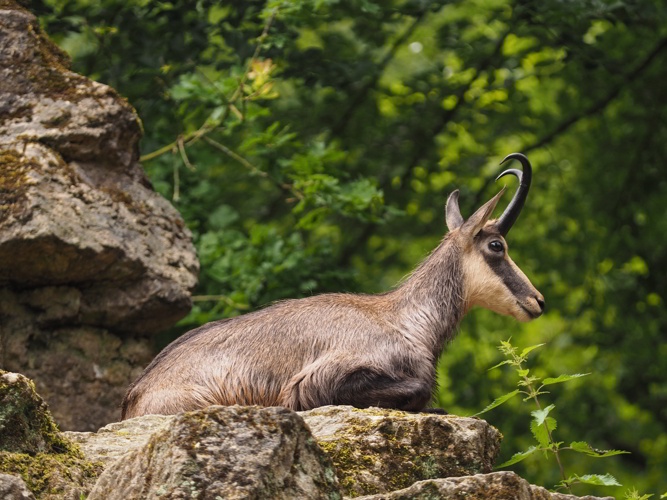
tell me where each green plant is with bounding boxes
[624,488,667,499]
[477,340,628,493]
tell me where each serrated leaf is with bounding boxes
[520,343,545,358]
[542,373,590,386]
[575,473,622,486]
[496,446,539,468]
[474,389,520,416]
[517,368,530,377]
[531,404,556,426]
[659,493,667,498]
[531,416,557,448]
[488,359,513,371]
[569,441,630,458]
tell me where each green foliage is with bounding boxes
[34,0,667,496]
[478,340,628,493]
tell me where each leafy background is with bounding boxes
[33,0,667,496]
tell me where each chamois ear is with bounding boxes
[460,187,506,238]
[446,190,464,231]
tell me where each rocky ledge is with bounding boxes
[0,370,613,500]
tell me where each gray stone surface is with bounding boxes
[86,405,341,500]
[0,1,198,430]
[301,406,502,497]
[63,414,173,467]
[0,473,36,500]
[355,471,614,500]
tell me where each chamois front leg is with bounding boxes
[280,356,432,412]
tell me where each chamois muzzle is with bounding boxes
[495,153,532,236]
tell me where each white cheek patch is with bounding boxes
[461,253,521,317]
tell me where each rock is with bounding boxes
[354,471,614,500]
[300,406,501,497]
[86,405,341,500]
[0,371,69,455]
[0,473,36,500]
[63,414,173,467]
[0,371,103,499]
[0,0,198,430]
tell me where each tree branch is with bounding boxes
[524,35,667,155]
[331,9,428,137]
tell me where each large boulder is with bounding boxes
[86,406,341,500]
[0,0,198,430]
[355,472,614,500]
[303,406,501,497]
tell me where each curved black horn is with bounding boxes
[495,152,532,236]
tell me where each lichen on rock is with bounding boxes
[87,405,342,500]
[300,406,502,497]
[354,471,614,500]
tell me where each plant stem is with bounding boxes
[512,347,570,493]
[528,389,569,492]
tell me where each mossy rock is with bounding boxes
[0,371,103,498]
[302,406,502,498]
[0,371,73,455]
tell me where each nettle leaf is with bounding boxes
[531,416,557,448]
[569,441,630,458]
[520,343,545,358]
[541,373,590,386]
[531,404,556,426]
[496,446,539,468]
[474,389,521,416]
[568,473,622,487]
[488,359,513,371]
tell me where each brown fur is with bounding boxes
[121,191,543,419]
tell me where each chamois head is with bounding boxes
[446,153,544,322]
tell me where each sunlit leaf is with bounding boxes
[541,374,590,386]
[520,344,545,358]
[569,441,630,458]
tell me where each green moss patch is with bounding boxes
[0,149,34,223]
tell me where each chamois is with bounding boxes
[122,153,544,419]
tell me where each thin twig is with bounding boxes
[202,136,304,200]
[140,8,280,163]
[172,159,180,202]
[177,135,196,171]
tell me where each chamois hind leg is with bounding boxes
[280,357,431,412]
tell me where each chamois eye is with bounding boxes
[488,240,504,253]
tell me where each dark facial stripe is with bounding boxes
[483,253,535,300]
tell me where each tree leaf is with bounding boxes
[541,373,590,386]
[473,389,521,416]
[569,441,630,458]
[496,446,539,468]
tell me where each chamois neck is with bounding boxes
[387,234,465,356]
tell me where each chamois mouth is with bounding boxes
[518,301,541,320]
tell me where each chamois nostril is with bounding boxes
[536,297,545,312]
